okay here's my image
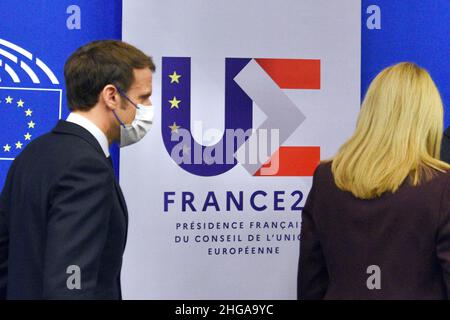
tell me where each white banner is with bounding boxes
[121,0,361,299]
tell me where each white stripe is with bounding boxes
[59,89,62,119]
[0,38,33,60]
[36,58,59,84]
[4,63,20,83]
[0,158,15,161]
[0,48,18,63]
[0,59,2,67]
[20,61,40,84]
[0,86,60,92]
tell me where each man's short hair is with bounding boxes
[64,40,155,112]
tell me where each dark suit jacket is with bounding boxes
[298,162,450,300]
[0,120,128,299]
[442,127,450,164]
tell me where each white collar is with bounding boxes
[66,112,110,158]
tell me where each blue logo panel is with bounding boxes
[362,0,450,128]
[0,0,122,186]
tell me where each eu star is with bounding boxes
[24,133,32,141]
[169,122,181,134]
[15,141,23,149]
[169,71,181,84]
[28,120,36,129]
[3,144,11,152]
[5,96,13,104]
[25,109,33,117]
[17,99,25,107]
[169,96,181,109]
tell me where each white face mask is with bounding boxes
[113,89,154,147]
[119,104,154,147]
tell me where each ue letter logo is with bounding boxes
[161,57,321,177]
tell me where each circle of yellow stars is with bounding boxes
[2,95,36,153]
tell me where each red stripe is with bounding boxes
[254,146,320,176]
[255,58,320,89]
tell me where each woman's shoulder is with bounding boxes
[314,160,333,176]
[312,160,334,184]
[426,168,450,187]
[434,169,450,192]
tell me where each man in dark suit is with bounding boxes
[442,126,450,164]
[0,40,155,299]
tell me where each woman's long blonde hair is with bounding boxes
[332,62,449,199]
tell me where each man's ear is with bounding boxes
[101,84,121,111]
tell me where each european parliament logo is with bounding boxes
[0,38,62,161]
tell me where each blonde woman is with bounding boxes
[297,62,450,300]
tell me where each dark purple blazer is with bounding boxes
[298,162,450,300]
[442,126,450,164]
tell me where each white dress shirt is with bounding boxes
[66,112,110,158]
